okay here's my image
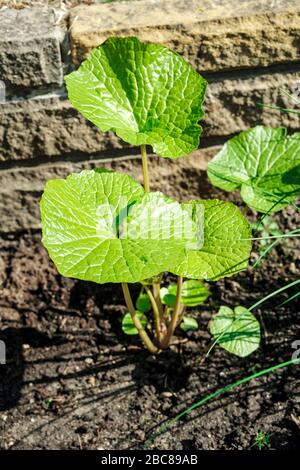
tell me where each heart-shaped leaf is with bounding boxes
[122,311,147,335]
[207,126,300,213]
[174,200,252,280]
[65,36,207,158]
[40,170,197,283]
[210,306,261,357]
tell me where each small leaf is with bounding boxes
[210,306,261,357]
[122,311,147,335]
[136,293,151,313]
[180,316,198,332]
[181,280,210,307]
[65,36,207,159]
[160,286,176,308]
[208,126,300,213]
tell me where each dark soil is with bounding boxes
[0,169,299,450]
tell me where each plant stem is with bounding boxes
[161,276,183,348]
[141,144,150,192]
[144,285,163,341]
[122,283,160,354]
[152,281,164,319]
[176,305,186,327]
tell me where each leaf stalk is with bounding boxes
[121,283,160,354]
[160,276,183,348]
[141,144,150,192]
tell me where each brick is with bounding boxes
[69,0,300,72]
[0,147,217,232]
[0,6,65,90]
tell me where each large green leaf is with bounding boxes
[210,306,261,357]
[173,200,252,280]
[65,36,207,158]
[40,170,197,284]
[207,126,300,213]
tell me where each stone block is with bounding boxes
[69,0,300,72]
[1,71,300,161]
[0,6,65,90]
[0,92,128,161]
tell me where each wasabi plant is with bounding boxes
[40,37,252,355]
[207,126,300,213]
[206,126,300,356]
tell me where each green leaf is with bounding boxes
[160,280,209,308]
[207,126,300,213]
[180,316,199,332]
[181,280,210,306]
[122,311,147,335]
[65,36,207,159]
[173,200,252,280]
[136,293,151,313]
[210,306,261,357]
[40,170,196,284]
[160,286,176,308]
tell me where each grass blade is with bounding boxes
[144,358,299,447]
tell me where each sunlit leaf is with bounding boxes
[210,306,261,357]
[40,170,197,283]
[65,36,207,158]
[208,126,300,212]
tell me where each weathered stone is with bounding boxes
[0,6,65,90]
[69,0,300,72]
[1,70,300,161]
[0,92,128,161]
[204,69,300,137]
[0,147,217,232]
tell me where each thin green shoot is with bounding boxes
[278,290,300,307]
[252,228,300,268]
[257,103,300,115]
[248,278,300,311]
[245,233,300,241]
[144,358,299,448]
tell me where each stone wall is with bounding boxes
[1,0,300,231]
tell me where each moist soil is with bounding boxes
[0,167,299,450]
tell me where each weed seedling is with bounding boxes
[251,431,271,450]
